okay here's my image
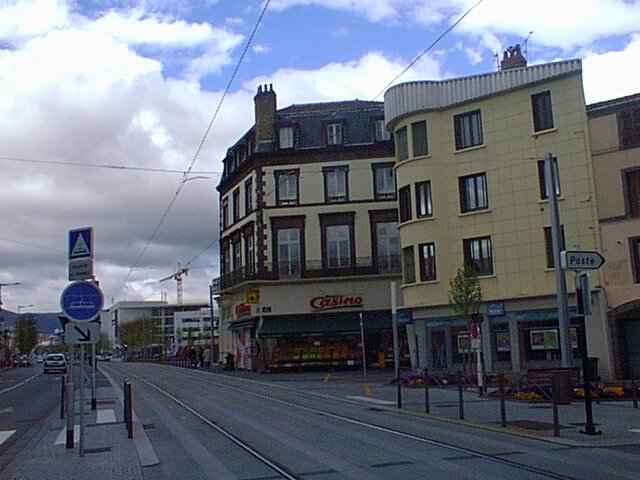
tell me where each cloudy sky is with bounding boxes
[1,0,639,313]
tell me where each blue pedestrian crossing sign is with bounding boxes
[69,227,93,261]
[60,281,104,322]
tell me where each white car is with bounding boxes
[43,353,67,374]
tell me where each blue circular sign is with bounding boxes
[60,281,104,321]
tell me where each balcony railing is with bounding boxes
[216,255,401,291]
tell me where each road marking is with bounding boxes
[0,430,15,446]
[96,409,116,424]
[0,407,15,414]
[346,395,395,405]
[0,372,40,395]
[630,429,640,433]
[55,425,79,445]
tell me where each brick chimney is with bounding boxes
[254,84,276,148]
[500,44,527,70]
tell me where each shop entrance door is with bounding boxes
[431,330,447,370]
[622,318,640,379]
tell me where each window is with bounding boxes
[275,170,299,206]
[402,246,416,284]
[415,181,433,218]
[374,119,390,142]
[277,228,301,278]
[327,123,343,145]
[221,198,229,229]
[244,231,255,275]
[459,173,488,213]
[376,221,400,273]
[395,126,408,161]
[537,158,561,200]
[412,120,428,157]
[279,127,294,149]
[232,238,241,271]
[625,169,640,217]
[222,242,230,275]
[419,242,436,281]
[232,188,240,223]
[463,236,493,276]
[454,109,483,150]
[373,163,396,200]
[532,91,554,132]
[618,107,640,148]
[399,185,412,223]
[244,178,253,215]
[320,213,355,269]
[631,237,640,283]
[544,226,566,269]
[323,167,349,202]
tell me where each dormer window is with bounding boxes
[279,127,294,149]
[374,119,390,142]
[327,123,343,145]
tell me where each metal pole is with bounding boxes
[79,344,85,457]
[391,282,401,408]
[209,284,215,371]
[545,153,572,368]
[424,370,430,414]
[60,374,66,419]
[458,372,464,420]
[632,379,638,408]
[66,370,74,448]
[91,343,96,410]
[359,312,367,377]
[499,373,507,427]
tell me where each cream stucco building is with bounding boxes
[384,51,612,378]
[588,93,640,379]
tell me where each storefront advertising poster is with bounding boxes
[457,334,471,353]
[495,331,511,352]
[530,329,559,350]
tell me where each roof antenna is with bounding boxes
[523,31,533,61]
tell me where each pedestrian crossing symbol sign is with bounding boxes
[69,227,93,260]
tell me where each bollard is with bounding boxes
[60,374,66,420]
[458,372,464,420]
[125,380,133,439]
[498,374,507,428]
[632,379,638,409]
[552,372,561,437]
[66,376,74,448]
[424,371,430,414]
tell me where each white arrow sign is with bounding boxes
[64,321,100,345]
[560,250,605,270]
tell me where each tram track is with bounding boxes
[111,363,587,480]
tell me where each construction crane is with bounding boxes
[159,265,189,305]
[0,282,20,309]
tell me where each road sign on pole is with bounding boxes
[560,250,605,270]
[69,227,94,260]
[65,321,100,345]
[60,281,104,322]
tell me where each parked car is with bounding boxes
[43,353,67,374]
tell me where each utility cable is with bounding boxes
[374,0,484,99]
[111,0,271,301]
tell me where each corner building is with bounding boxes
[384,54,612,378]
[215,85,405,370]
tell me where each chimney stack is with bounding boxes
[500,45,527,70]
[254,84,276,148]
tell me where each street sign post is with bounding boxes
[68,227,93,260]
[561,250,605,271]
[64,321,100,345]
[60,281,104,322]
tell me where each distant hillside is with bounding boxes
[0,310,63,334]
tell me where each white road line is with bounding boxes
[0,430,16,446]
[0,372,41,395]
[55,425,79,445]
[630,428,640,433]
[96,409,116,424]
[346,395,396,405]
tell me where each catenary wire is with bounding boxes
[111,0,271,302]
[374,0,484,100]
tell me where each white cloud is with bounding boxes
[0,0,72,42]
[268,0,399,22]
[252,43,271,54]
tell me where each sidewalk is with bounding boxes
[221,368,640,447]
[1,368,156,480]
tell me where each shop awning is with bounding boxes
[259,310,391,337]
[228,318,256,331]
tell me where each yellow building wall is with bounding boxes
[395,75,601,308]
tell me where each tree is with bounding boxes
[15,315,38,354]
[448,265,482,373]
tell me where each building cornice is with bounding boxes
[384,59,582,129]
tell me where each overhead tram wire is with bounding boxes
[111,0,272,302]
[373,0,484,100]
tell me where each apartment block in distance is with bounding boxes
[588,93,640,379]
[215,85,405,371]
[384,46,612,378]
